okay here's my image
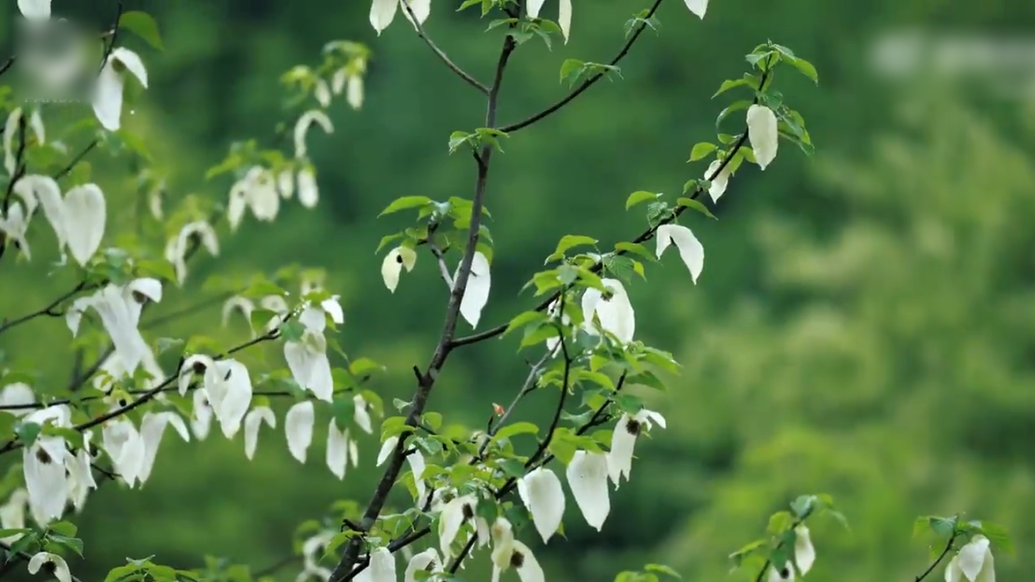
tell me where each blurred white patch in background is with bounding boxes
[13,16,92,104]
[868,28,1035,101]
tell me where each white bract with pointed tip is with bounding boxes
[582,278,636,343]
[0,489,29,544]
[655,224,705,283]
[66,279,162,375]
[945,535,995,582]
[94,48,149,131]
[203,359,254,438]
[285,401,315,463]
[294,110,334,160]
[15,175,107,265]
[527,0,572,42]
[767,525,816,580]
[566,450,610,530]
[102,414,146,488]
[453,251,491,328]
[137,412,191,484]
[684,0,708,18]
[0,202,32,260]
[0,383,34,417]
[326,419,359,480]
[490,517,545,582]
[65,431,98,512]
[607,408,666,487]
[3,108,21,175]
[747,104,779,170]
[382,246,417,293]
[228,166,280,230]
[355,547,396,582]
[353,394,373,433]
[165,221,219,285]
[437,493,477,562]
[28,552,72,582]
[517,467,566,543]
[22,405,71,525]
[370,0,431,36]
[706,159,732,202]
[242,406,276,460]
[404,548,441,582]
[284,299,343,402]
[297,166,319,208]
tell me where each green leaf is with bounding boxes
[688,142,717,162]
[767,511,794,535]
[625,190,659,210]
[48,534,84,557]
[118,11,164,50]
[104,564,143,582]
[48,521,77,537]
[15,421,41,448]
[548,235,598,262]
[644,564,681,579]
[712,78,751,98]
[504,310,549,337]
[493,421,539,441]
[676,197,717,220]
[788,57,818,83]
[379,196,433,217]
[279,321,305,343]
[559,59,585,83]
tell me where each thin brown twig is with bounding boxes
[498,0,666,133]
[400,1,489,94]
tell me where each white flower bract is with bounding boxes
[93,47,148,131]
[747,104,779,170]
[565,450,610,530]
[517,467,565,543]
[945,535,995,582]
[581,278,636,343]
[655,224,705,283]
[452,251,491,328]
[285,401,315,463]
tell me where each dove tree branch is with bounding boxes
[0,324,284,455]
[449,65,772,350]
[498,0,666,133]
[328,29,519,582]
[913,532,959,582]
[400,1,489,94]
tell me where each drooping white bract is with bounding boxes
[581,278,636,344]
[28,108,45,145]
[944,535,995,582]
[655,224,705,283]
[221,296,255,328]
[705,158,732,202]
[747,104,779,170]
[0,382,33,416]
[565,450,610,531]
[437,493,478,563]
[0,489,29,544]
[607,408,666,488]
[3,108,22,175]
[347,72,364,110]
[353,394,373,434]
[14,174,106,265]
[17,0,50,19]
[277,169,295,199]
[204,359,254,438]
[490,517,545,582]
[381,246,417,293]
[137,411,191,484]
[243,406,276,460]
[767,525,816,581]
[285,401,316,463]
[297,166,319,208]
[293,110,334,160]
[326,418,354,479]
[228,166,280,230]
[404,548,441,582]
[191,389,213,440]
[526,0,572,43]
[297,531,334,582]
[28,552,73,582]
[683,0,708,19]
[165,221,219,285]
[67,278,162,375]
[65,430,97,511]
[517,467,566,543]
[377,436,428,502]
[544,299,571,354]
[22,405,72,525]
[452,251,491,328]
[101,413,146,487]
[285,298,343,402]
[369,0,431,36]
[0,202,31,260]
[314,79,332,108]
[93,47,148,131]
[355,547,396,582]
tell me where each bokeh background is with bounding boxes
[2,0,1035,581]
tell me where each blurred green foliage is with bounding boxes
[2,1,1034,581]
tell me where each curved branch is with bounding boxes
[0,282,88,336]
[498,0,665,133]
[913,532,958,582]
[401,1,489,94]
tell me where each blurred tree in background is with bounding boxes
[1,0,1033,581]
